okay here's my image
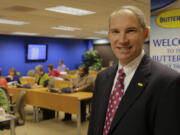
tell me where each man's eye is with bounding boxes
[127,29,136,33]
[111,30,119,33]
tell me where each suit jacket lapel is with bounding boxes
[109,55,151,134]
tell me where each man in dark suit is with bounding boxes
[88,6,180,135]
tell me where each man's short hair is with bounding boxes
[35,65,44,72]
[109,5,146,30]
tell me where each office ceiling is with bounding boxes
[151,0,179,15]
[0,0,150,39]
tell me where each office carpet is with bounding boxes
[0,105,89,135]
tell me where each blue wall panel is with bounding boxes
[0,35,92,76]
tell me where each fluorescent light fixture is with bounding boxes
[12,32,39,36]
[0,19,29,25]
[45,6,96,16]
[93,39,110,44]
[55,34,74,38]
[52,26,81,31]
[86,37,101,39]
[94,31,108,35]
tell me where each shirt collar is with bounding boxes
[118,50,145,75]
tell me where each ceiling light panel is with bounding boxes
[93,39,110,44]
[52,26,81,31]
[55,34,74,38]
[86,37,101,39]
[0,19,29,25]
[12,32,39,35]
[45,6,96,16]
[94,31,108,35]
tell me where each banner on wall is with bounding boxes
[150,2,180,73]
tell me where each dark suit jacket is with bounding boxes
[88,55,180,135]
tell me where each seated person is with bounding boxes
[0,68,9,95]
[0,87,10,113]
[70,66,94,92]
[33,65,49,88]
[33,65,55,120]
[6,68,21,84]
[62,65,94,121]
[108,60,114,67]
[48,64,61,77]
[57,60,69,73]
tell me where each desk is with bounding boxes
[20,76,72,89]
[63,74,77,80]
[20,77,35,86]
[9,87,93,135]
[54,79,72,89]
[0,114,16,135]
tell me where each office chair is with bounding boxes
[15,90,26,125]
[0,90,26,131]
[0,86,9,96]
[48,77,55,89]
[9,90,26,125]
[16,72,21,76]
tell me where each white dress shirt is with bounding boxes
[111,50,145,94]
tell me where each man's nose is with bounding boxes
[118,32,128,44]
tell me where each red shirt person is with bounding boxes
[47,64,61,77]
[0,69,9,95]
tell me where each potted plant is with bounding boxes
[82,49,102,71]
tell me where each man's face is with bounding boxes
[79,67,85,77]
[59,61,63,65]
[108,9,148,66]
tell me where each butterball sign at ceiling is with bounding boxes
[150,9,180,73]
[156,9,180,28]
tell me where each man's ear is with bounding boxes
[144,27,149,40]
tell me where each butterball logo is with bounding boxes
[156,9,180,28]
